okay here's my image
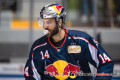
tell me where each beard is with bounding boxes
[46,25,59,38]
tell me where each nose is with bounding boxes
[43,23,49,29]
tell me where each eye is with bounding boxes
[46,20,51,24]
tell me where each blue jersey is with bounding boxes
[24,29,114,80]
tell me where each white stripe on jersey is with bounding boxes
[88,43,99,67]
[31,52,41,80]
[68,36,88,42]
[33,42,47,51]
[68,36,99,67]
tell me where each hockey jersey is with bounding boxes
[24,29,114,80]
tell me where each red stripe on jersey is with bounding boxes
[97,57,99,61]
[88,42,97,49]
[48,38,57,49]
[60,29,67,48]
[31,52,34,76]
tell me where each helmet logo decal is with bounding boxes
[52,5,63,15]
[41,10,46,14]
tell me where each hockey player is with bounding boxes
[24,4,114,80]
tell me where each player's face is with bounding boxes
[43,18,59,38]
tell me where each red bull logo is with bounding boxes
[56,5,63,11]
[41,10,46,14]
[52,5,63,15]
[44,60,83,80]
[44,64,60,76]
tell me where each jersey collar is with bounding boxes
[48,28,68,49]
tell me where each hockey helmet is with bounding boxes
[38,4,66,27]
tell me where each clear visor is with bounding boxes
[38,18,44,27]
[38,18,52,27]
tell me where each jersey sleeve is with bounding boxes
[24,44,42,80]
[83,36,114,80]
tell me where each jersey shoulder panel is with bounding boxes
[68,29,91,39]
[67,29,96,48]
[32,35,48,50]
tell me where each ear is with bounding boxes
[58,19,62,27]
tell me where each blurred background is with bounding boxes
[0,0,120,80]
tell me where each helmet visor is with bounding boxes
[38,18,44,27]
[38,18,53,28]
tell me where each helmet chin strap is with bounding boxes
[56,21,79,45]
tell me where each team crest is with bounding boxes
[68,45,81,53]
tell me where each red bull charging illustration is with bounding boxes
[44,60,83,80]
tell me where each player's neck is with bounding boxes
[52,29,65,42]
